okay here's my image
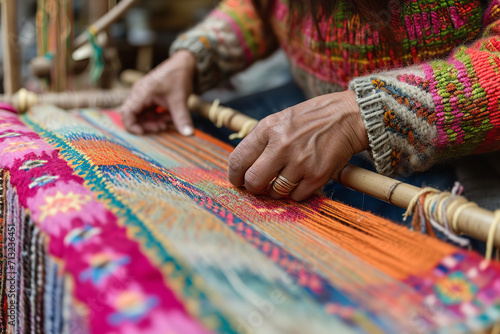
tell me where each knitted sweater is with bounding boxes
[171,0,500,176]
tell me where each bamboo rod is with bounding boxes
[74,0,139,49]
[0,89,130,111]
[90,0,110,23]
[337,164,498,246]
[1,0,22,94]
[0,90,498,246]
[54,0,63,91]
[187,95,259,136]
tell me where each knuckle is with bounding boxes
[275,136,291,151]
[259,115,272,128]
[294,152,313,169]
[247,125,267,144]
[257,116,275,133]
[307,171,325,185]
[228,152,245,174]
[244,169,265,192]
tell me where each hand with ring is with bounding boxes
[272,174,299,196]
[228,90,369,201]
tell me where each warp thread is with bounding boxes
[403,186,473,247]
[403,187,440,222]
[87,25,105,84]
[486,210,500,262]
[208,99,258,140]
[208,99,222,125]
[6,106,500,333]
[37,0,73,90]
[229,120,258,140]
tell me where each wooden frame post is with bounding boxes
[1,0,21,94]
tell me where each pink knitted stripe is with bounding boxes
[450,6,465,29]
[211,10,253,64]
[422,62,449,148]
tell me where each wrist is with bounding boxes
[343,90,369,153]
[171,50,196,75]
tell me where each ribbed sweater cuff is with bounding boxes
[350,78,394,176]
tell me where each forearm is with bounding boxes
[170,0,278,93]
[350,0,500,176]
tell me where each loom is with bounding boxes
[3,89,500,250]
[1,1,500,333]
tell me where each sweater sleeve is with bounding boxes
[170,0,278,93]
[349,1,500,176]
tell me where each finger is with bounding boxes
[289,174,330,202]
[128,123,144,135]
[158,122,167,132]
[121,87,149,118]
[228,125,268,187]
[268,167,302,199]
[139,108,171,133]
[120,99,141,120]
[155,108,172,122]
[152,95,170,111]
[121,92,154,133]
[153,104,172,132]
[121,109,143,134]
[142,121,163,133]
[243,147,285,194]
[166,92,194,136]
[120,106,144,134]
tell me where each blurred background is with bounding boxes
[0,0,291,101]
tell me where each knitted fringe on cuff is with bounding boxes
[350,78,395,176]
[170,37,220,94]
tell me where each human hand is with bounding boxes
[228,90,369,201]
[120,50,196,136]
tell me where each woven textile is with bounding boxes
[170,0,500,176]
[1,105,500,333]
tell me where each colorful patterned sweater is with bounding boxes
[171,0,500,176]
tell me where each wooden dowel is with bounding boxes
[90,0,110,23]
[337,164,499,246]
[0,89,130,112]
[1,0,21,94]
[187,95,258,134]
[74,0,139,49]
[54,0,63,91]
[336,164,420,209]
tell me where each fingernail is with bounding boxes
[181,125,194,136]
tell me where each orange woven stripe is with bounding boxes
[294,203,456,280]
[194,129,234,153]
